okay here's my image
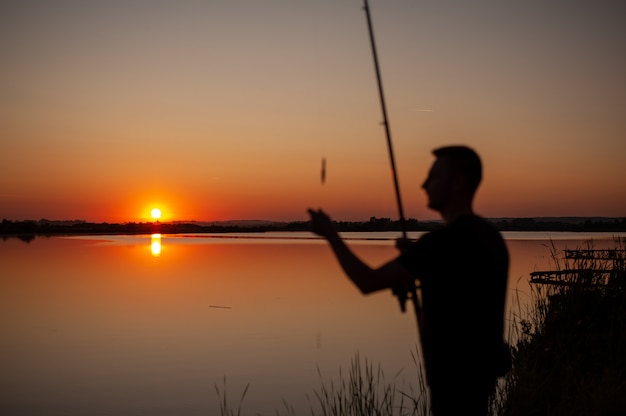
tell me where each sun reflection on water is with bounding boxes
[150,233,162,257]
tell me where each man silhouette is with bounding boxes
[308,145,510,415]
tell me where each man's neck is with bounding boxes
[442,205,474,225]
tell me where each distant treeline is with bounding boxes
[0,219,280,238]
[2,216,625,241]
[300,216,626,233]
[490,217,626,232]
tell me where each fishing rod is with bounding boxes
[362,0,407,241]
[361,0,419,315]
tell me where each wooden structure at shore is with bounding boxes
[530,249,626,288]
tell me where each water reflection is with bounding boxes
[151,233,162,257]
[0,232,624,415]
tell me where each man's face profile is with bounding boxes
[422,157,455,212]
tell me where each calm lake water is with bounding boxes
[1,231,624,415]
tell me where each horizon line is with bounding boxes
[3,215,624,224]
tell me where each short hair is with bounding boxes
[432,145,482,191]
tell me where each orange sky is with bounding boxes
[1,0,625,223]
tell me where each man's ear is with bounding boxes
[453,175,473,197]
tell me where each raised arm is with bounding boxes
[308,209,413,294]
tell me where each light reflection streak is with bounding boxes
[151,233,161,257]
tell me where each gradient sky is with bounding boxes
[1,0,624,222]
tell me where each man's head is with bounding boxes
[422,145,482,215]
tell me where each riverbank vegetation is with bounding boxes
[497,239,626,415]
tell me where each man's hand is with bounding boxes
[307,208,336,239]
[395,237,413,254]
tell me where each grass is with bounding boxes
[217,238,626,415]
[305,350,428,416]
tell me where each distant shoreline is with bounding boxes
[2,217,625,240]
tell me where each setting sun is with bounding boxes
[151,208,162,220]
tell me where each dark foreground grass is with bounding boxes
[218,239,626,415]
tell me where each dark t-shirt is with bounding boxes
[398,215,509,384]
